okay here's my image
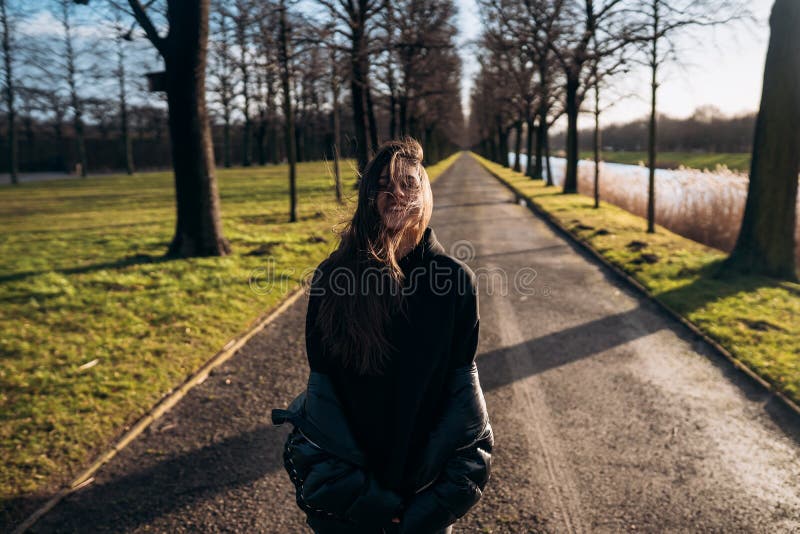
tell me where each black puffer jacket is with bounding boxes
[271,360,494,534]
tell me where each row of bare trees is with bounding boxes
[0,0,464,259]
[470,0,798,280]
[471,0,747,206]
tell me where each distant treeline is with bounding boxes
[551,107,756,153]
[0,101,441,174]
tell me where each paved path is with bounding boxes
[30,154,800,533]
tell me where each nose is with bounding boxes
[391,182,406,202]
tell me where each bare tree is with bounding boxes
[210,2,235,168]
[59,0,89,177]
[329,37,343,204]
[0,0,17,183]
[229,0,255,167]
[545,0,630,194]
[486,0,562,181]
[720,0,798,280]
[90,0,231,256]
[629,0,749,232]
[588,19,630,207]
[111,12,135,174]
[315,0,383,174]
[277,0,297,222]
[254,3,280,165]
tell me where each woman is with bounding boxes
[272,138,493,533]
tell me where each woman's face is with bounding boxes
[376,164,423,231]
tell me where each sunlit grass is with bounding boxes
[0,154,458,511]
[474,152,800,405]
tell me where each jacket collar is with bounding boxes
[399,226,446,268]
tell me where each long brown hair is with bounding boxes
[312,137,434,376]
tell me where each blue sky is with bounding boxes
[456,0,774,127]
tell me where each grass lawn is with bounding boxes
[0,152,460,515]
[473,152,800,406]
[577,150,751,173]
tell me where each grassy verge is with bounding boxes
[576,150,751,173]
[0,153,459,513]
[472,152,799,406]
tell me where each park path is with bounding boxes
[30,154,800,533]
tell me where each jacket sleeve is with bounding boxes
[398,359,494,533]
[398,420,494,534]
[282,426,405,528]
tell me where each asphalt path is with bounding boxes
[28,154,800,533]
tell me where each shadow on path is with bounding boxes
[27,425,288,533]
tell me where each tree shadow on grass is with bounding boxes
[0,253,174,286]
[651,258,797,317]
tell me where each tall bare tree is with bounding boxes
[721,0,798,280]
[316,0,382,174]
[210,2,235,168]
[328,37,344,204]
[0,0,17,183]
[255,3,280,165]
[91,0,231,256]
[547,0,630,194]
[60,0,88,177]
[629,0,748,232]
[277,0,297,222]
[111,12,135,174]
[230,0,255,166]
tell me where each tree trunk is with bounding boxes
[278,0,297,222]
[399,95,408,137]
[387,67,397,140]
[593,68,601,209]
[63,1,87,177]
[647,0,659,233]
[721,0,799,280]
[563,73,579,193]
[365,80,378,150]
[256,106,266,165]
[163,0,230,257]
[498,124,509,168]
[350,25,370,174]
[534,104,546,179]
[525,115,535,178]
[240,55,251,167]
[545,124,553,187]
[120,80,134,175]
[513,120,522,172]
[223,112,231,168]
[117,34,134,175]
[328,47,342,203]
[267,72,279,164]
[1,0,17,184]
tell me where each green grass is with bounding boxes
[577,150,751,173]
[0,152,459,511]
[473,152,800,405]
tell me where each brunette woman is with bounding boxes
[273,138,493,534]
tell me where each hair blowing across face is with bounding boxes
[312,137,434,376]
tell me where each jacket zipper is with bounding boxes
[297,427,325,451]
